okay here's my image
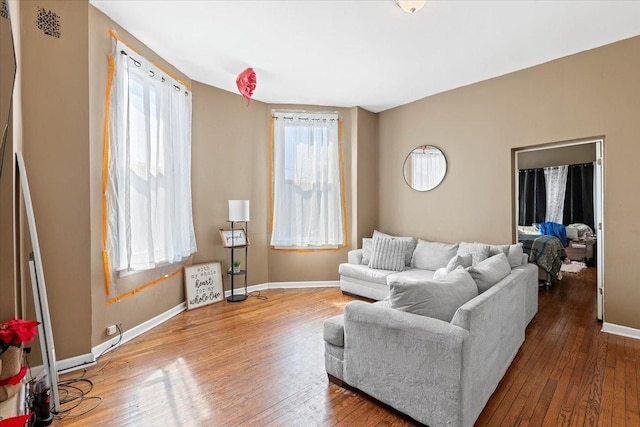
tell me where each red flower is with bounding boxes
[0,318,40,347]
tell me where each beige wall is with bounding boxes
[17,0,91,358]
[355,107,379,245]
[0,1,16,320]
[378,36,640,330]
[518,143,596,169]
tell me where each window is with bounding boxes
[106,39,196,277]
[270,111,345,248]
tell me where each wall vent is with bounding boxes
[36,6,61,38]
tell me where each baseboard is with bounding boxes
[224,281,339,297]
[267,280,340,289]
[57,353,97,374]
[92,302,187,359]
[602,322,640,340]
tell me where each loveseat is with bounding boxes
[324,231,538,427]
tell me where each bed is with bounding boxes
[517,223,595,285]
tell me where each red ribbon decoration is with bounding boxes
[236,68,257,105]
[0,366,27,387]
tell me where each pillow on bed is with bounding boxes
[565,226,579,241]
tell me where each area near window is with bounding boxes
[270,111,346,250]
[103,37,197,296]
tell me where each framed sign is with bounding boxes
[219,228,249,247]
[184,261,223,310]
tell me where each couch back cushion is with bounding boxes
[368,236,408,272]
[411,240,459,271]
[373,230,417,266]
[457,242,491,265]
[467,253,512,293]
[389,267,478,322]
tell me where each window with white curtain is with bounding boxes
[107,39,196,275]
[270,111,345,248]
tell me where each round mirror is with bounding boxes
[403,145,447,191]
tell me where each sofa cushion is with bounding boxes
[373,230,417,266]
[323,314,345,347]
[467,253,511,293]
[489,243,524,268]
[361,238,373,265]
[339,263,397,285]
[387,268,436,284]
[457,242,491,265]
[388,268,478,322]
[445,253,473,273]
[368,236,407,271]
[411,240,459,270]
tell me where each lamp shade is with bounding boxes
[228,200,250,222]
[396,0,426,13]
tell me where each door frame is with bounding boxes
[513,137,604,320]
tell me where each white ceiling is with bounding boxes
[90,0,640,113]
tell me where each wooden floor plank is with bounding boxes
[54,268,640,427]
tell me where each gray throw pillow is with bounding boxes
[373,230,416,266]
[368,236,408,272]
[467,253,511,293]
[411,239,459,270]
[445,254,473,273]
[457,242,491,265]
[361,238,373,265]
[389,268,478,322]
[489,243,524,268]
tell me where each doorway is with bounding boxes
[514,138,604,320]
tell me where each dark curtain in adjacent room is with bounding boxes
[563,163,595,230]
[518,168,546,226]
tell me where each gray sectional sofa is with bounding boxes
[324,232,539,427]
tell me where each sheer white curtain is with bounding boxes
[544,165,568,224]
[107,39,196,277]
[270,111,344,247]
[411,147,446,190]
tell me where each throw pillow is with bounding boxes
[373,230,417,266]
[457,242,491,265]
[361,238,373,265]
[489,243,524,268]
[467,253,511,293]
[411,240,459,270]
[389,268,478,322]
[368,236,408,272]
[445,254,473,273]
[432,267,449,280]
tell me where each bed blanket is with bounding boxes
[519,235,567,278]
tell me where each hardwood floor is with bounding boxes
[54,268,639,426]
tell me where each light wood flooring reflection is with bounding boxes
[55,268,639,426]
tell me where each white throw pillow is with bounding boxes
[361,238,373,265]
[411,240,459,270]
[432,267,449,280]
[445,254,473,273]
[368,236,408,272]
[467,253,511,293]
[373,230,417,266]
[457,242,491,265]
[389,268,478,322]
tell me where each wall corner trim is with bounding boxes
[602,322,640,340]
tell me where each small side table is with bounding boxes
[226,220,248,302]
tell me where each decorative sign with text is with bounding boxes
[184,262,223,310]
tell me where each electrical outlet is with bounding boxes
[106,325,118,336]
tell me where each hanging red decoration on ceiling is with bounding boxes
[236,68,257,105]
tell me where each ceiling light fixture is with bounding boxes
[396,0,426,14]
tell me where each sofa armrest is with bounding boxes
[347,249,363,265]
[343,300,468,426]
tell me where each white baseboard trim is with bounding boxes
[57,353,97,374]
[602,322,640,340]
[268,280,340,289]
[224,281,339,297]
[92,302,187,359]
